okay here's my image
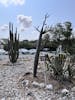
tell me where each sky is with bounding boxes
[0,0,75,40]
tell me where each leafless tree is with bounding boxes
[33,14,52,77]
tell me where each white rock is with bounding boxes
[46,84,53,90]
[61,89,69,96]
[32,81,39,87]
[71,87,75,92]
[39,83,45,88]
[38,65,41,69]
[22,80,29,86]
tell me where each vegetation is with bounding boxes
[8,23,19,63]
[45,51,75,81]
[1,19,75,80]
[3,21,75,55]
[33,14,52,77]
[50,22,73,53]
[19,40,37,49]
[33,20,75,77]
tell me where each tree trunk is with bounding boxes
[33,33,42,77]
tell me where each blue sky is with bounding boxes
[0,0,75,40]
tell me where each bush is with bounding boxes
[45,53,74,80]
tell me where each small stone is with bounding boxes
[22,80,29,86]
[32,81,39,87]
[71,87,75,92]
[46,84,53,90]
[61,89,69,96]
[39,83,45,88]
[38,65,41,69]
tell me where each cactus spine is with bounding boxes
[8,23,19,63]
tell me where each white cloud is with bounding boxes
[18,25,26,32]
[0,24,8,31]
[0,0,25,7]
[17,15,32,31]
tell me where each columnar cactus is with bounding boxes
[8,23,19,63]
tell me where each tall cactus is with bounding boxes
[8,23,19,63]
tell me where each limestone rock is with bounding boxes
[39,83,45,88]
[61,89,69,96]
[38,65,41,69]
[22,80,29,86]
[32,81,39,87]
[46,84,53,90]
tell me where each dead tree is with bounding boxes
[33,14,51,77]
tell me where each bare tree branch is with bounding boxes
[34,26,40,32]
[41,14,49,32]
[33,14,50,77]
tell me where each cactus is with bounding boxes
[8,23,19,63]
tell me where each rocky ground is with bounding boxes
[0,54,75,100]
